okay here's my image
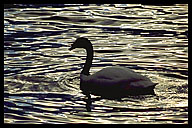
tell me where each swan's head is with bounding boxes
[69,37,91,50]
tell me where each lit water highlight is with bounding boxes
[4,4,188,124]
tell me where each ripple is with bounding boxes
[4,4,188,124]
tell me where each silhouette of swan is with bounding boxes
[69,37,157,99]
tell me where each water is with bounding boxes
[4,4,188,124]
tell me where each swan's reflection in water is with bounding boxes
[84,96,92,112]
[83,93,158,112]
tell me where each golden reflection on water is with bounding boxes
[4,4,188,124]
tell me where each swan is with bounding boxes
[69,37,157,99]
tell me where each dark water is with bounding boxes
[4,4,188,124]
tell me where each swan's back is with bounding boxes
[91,66,146,81]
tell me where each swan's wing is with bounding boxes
[89,66,150,81]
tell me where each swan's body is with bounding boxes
[69,37,157,98]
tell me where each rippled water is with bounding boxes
[4,4,188,124]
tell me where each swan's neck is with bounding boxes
[81,45,93,75]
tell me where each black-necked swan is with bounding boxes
[69,37,157,99]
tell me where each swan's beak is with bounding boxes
[69,47,73,50]
[69,45,74,51]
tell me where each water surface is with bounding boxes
[4,4,188,124]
